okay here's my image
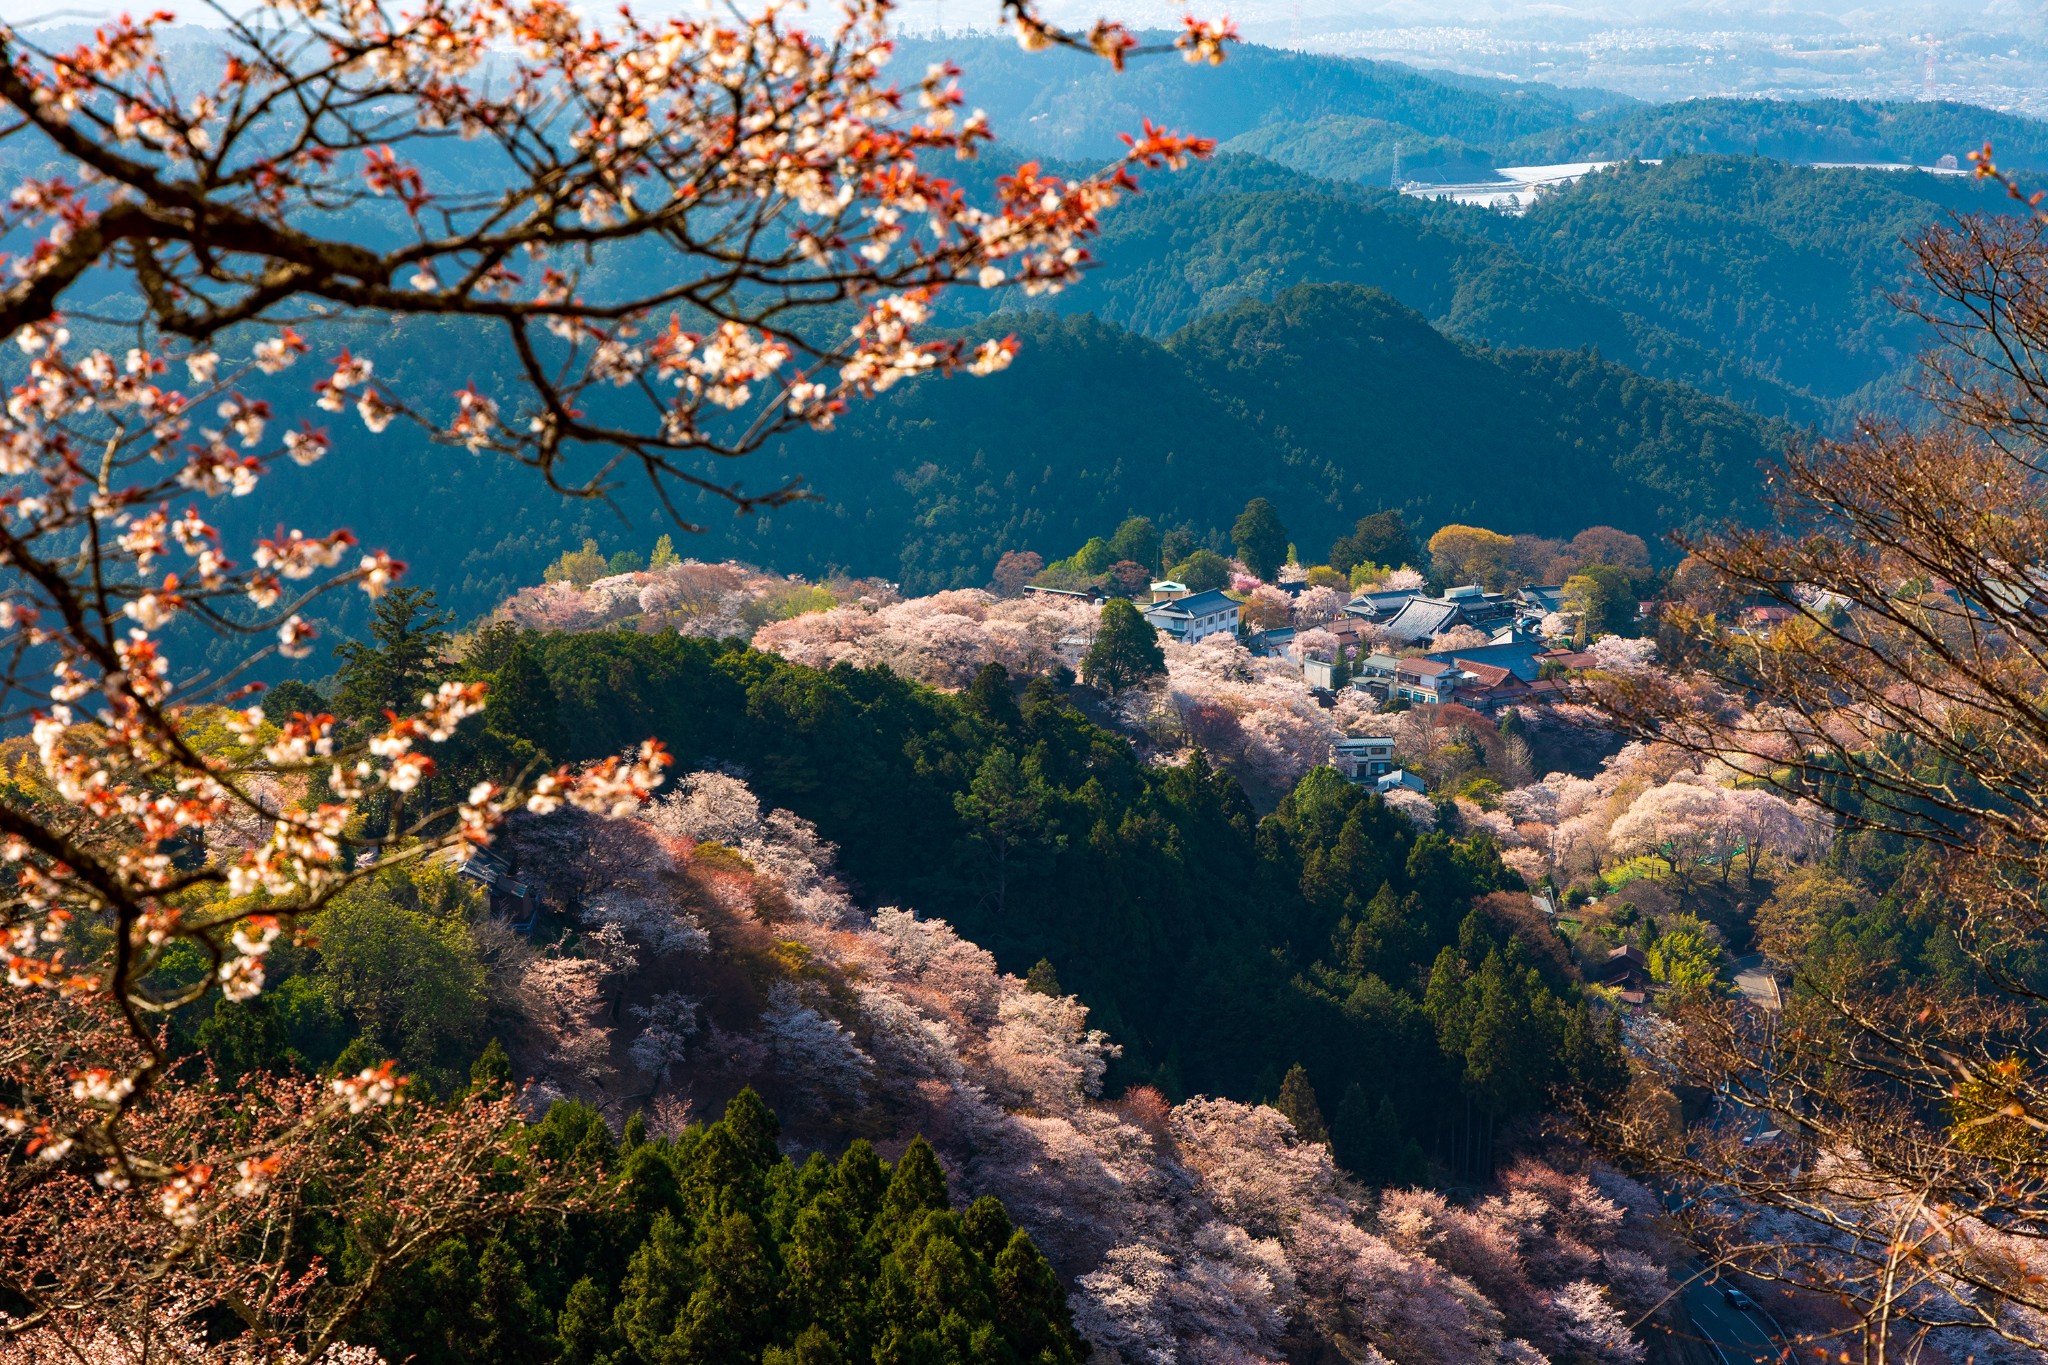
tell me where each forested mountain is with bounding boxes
[684,289,1778,590]
[204,282,1779,643]
[1498,96,2048,168]
[1169,284,1775,537]
[889,35,1614,161]
[1457,156,1999,409]
[898,34,2048,174]
[1020,158,1824,420]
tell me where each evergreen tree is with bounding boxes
[671,1211,778,1361]
[615,1211,700,1359]
[1023,959,1062,997]
[262,677,328,720]
[954,749,1062,914]
[879,1137,950,1234]
[993,1231,1085,1364]
[1333,1085,1412,1183]
[965,662,1022,729]
[650,532,679,570]
[555,1277,614,1365]
[1168,547,1232,591]
[1108,516,1162,573]
[484,635,568,760]
[1564,1000,1630,1099]
[1081,598,1165,695]
[1275,1063,1329,1144]
[332,586,454,725]
[1329,510,1418,574]
[469,1038,512,1091]
[1231,498,1290,582]
[471,1239,552,1365]
[962,1195,1015,1261]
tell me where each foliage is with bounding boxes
[545,541,613,589]
[1081,599,1168,695]
[1563,565,1640,642]
[1107,517,1164,574]
[1641,913,1721,992]
[1231,498,1291,582]
[0,0,1229,1343]
[363,1091,1084,1365]
[1330,511,1419,575]
[305,864,491,1092]
[1274,1063,1329,1143]
[1170,549,1235,591]
[434,628,1623,1168]
[1429,525,1516,589]
[332,587,457,726]
[1584,205,2048,1355]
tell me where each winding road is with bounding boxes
[1680,1264,1782,1365]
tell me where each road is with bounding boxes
[1681,1263,1781,1365]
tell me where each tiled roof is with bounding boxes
[1382,599,1462,644]
[1398,658,1455,678]
[1451,659,1516,687]
[1144,588,1238,620]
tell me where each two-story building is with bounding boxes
[1331,735,1396,781]
[1349,651,1404,699]
[454,846,541,934]
[1141,588,1241,644]
[1443,658,1533,711]
[1392,657,1465,704]
[1425,637,1546,683]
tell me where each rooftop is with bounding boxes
[1398,658,1456,678]
[1143,588,1238,620]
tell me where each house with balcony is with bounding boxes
[1392,657,1465,704]
[1443,658,1534,711]
[1331,735,1397,781]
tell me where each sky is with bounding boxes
[886,0,2048,110]
[6,0,2044,110]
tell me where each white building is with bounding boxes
[1332,736,1396,781]
[1141,588,1240,644]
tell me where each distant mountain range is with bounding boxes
[895,35,2048,169]
[190,36,2031,640]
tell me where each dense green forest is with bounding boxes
[717,288,1777,590]
[1498,96,2048,169]
[1428,156,2010,408]
[360,1092,1082,1365]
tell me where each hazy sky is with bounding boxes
[6,0,2043,109]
